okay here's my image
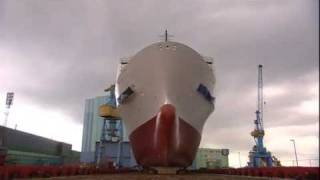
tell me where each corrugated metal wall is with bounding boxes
[0,126,71,156]
[0,126,79,165]
[80,96,106,163]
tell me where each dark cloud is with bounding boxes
[0,0,318,156]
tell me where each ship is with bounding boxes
[115,33,215,168]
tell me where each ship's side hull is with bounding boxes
[116,41,215,167]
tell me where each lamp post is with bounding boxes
[290,139,298,166]
[238,152,242,168]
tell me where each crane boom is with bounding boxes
[257,64,264,130]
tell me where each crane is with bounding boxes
[97,85,122,166]
[248,65,273,167]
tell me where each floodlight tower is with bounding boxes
[3,92,14,127]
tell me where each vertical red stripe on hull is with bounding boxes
[129,104,201,167]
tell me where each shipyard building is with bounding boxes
[81,96,108,162]
[80,93,136,167]
[0,126,79,165]
[192,148,229,169]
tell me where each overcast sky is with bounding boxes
[0,0,318,167]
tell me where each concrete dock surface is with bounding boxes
[29,173,291,180]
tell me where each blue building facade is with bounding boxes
[80,93,136,167]
[80,96,105,163]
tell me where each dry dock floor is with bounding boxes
[29,173,290,180]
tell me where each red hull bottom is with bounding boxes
[129,104,201,167]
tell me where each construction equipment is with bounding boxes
[97,85,122,166]
[248,65,273,167]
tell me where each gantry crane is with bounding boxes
[97,84,122,166]
[248,65,273,167]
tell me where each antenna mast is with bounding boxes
[160,29,173,42]
[165,30,168,42]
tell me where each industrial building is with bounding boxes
[81,96,107,162]
[192,148,229,169]
[0,126,79,165]
[81,86,136,167]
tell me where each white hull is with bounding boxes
[116,41,215,136]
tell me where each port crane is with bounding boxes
[248,65,273,167]
[97,85,123,166]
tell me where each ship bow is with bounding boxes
[129,104,201,167]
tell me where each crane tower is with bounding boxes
[248,65,273,167]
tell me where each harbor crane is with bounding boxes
[248,65,274,167]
